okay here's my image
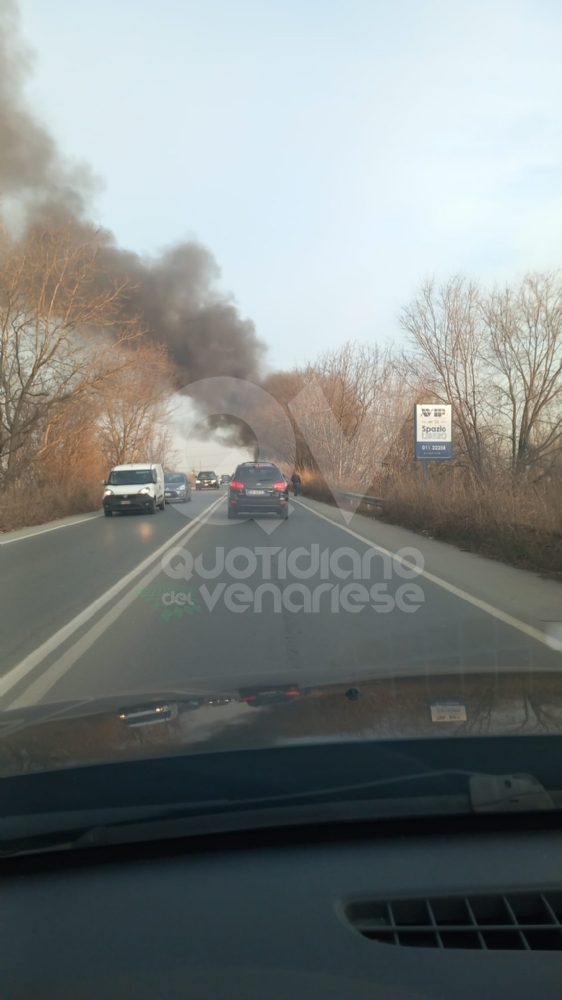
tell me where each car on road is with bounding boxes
[164,471,191,503]
[103,463,166,516]
[228,462,289,518]
[195,471,219,490]
[220,474,231,485]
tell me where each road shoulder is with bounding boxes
[0,510,103,545]
[295,495,562,638]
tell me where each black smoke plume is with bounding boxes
[0,0,264,443]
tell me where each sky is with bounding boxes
[17,0,562,377]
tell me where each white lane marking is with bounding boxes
[7,501,224,707]
[0,513,103,545]
[292,498,562,654]
[0,495,225,701]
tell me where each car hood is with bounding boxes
[1,669,562,777]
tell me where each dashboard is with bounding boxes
[2,820,562,999]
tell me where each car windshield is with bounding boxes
[2,0,562,857]
[108,470,154,485]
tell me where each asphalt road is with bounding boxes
[1,488,562,712]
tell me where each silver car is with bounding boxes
[164,472,192,503]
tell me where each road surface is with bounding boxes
[1,488,561,712]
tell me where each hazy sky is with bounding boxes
[19,0,562,371]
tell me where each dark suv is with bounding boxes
[228,463,289,518]
[195,471,219,490]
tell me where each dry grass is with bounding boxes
[301,466,562,578]
[300,469,337,505]
[0,481,101,534]
[376,471,562,577]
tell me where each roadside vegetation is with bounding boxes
[0,220,176,532]
[265,276,562,577]
[2,212,561,577]
[299,469,562,579]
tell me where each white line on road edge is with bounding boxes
[293,498,562,654]
[0,513,103,545]
[0,495,225,704]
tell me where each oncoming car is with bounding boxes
[164,472,191,503]
[195,471,219,490]
[228,462,289,518]
[103,463,165,516]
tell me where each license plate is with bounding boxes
[165,492,172,496]
[120,500,131,505]
[247,489,266,495]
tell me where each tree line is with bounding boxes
[2,215,561,545]
[261,273,562,494]
[0,220,176,527]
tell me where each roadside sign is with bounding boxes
[415,404,452,461]
[429,700,467,723]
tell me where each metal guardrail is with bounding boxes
[340,491,386,506]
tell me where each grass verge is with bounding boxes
[302,470,562,579]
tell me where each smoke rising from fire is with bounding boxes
[0,0,264,444]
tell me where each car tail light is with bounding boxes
[273,481,287,490]
[229,480,244,490]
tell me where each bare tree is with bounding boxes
[400,277,494,480]
[96,343,175,468]
[0,221,142,488]
[259,344,417,495]
[257,369,309,468]
[483,273,562,479]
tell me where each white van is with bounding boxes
[103,463,165,517]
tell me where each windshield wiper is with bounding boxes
[1,771,555,858]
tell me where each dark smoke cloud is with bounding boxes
[0,0,98,219]
[0,0,264,442]
[97,239,264,387]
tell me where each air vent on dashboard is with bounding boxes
[345,892,562,950]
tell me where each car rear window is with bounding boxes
[237,465,281,483]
